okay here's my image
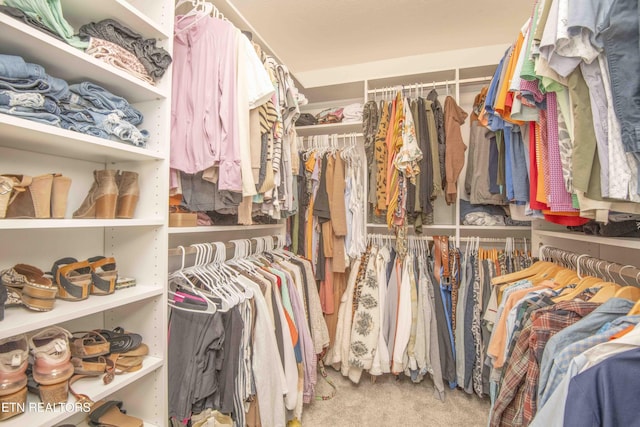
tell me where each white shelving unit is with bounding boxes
[0,1,171,425]
[532,221,640,268]
[296,122,362,136]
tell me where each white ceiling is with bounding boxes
[226,0,533,74]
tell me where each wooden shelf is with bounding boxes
[0,218,165,230]
[295,122,362,136]
[61,0,170,40]
[0,114,165,163]
[2,356,163,427]
[0,14,167,103]
[0,285,163,340]
[535,229,640,250]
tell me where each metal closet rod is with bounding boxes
[538,244,640,284]
[366,76,492,94]
[367,233,509,243]
[168,234,283,259]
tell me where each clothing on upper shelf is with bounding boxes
[4,0,88,48]
[0,54,149,147]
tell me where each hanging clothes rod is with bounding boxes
[168,235,283,272]
[538,245,640,285]
[366,76,492,94]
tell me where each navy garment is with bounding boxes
[563,347,640,427]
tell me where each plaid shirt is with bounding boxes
[490,299,599,427]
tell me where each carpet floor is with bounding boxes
[302,369,491,427]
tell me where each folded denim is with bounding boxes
[86,37,154,86]
[0,105,61,126]
[0,54,69,100]
[0,90,59,114]
[86,110,148,147]
[79,19,171,80]
[69,82,143,125]
[4,0,88,49]
[0,5,64,41]
[59,114,110,139]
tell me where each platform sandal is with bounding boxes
[1,265,57,311]
[68,375,143,427]
[93,327,142,353]
[87,256,117,295]
[71,355,115,385]
[70,331,111,359]
[0,335,28,397]
[51,258,92,301]
[29,327,75,405]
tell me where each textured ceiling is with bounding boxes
[227,0,533,74]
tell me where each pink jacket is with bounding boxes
[171,15,241,191]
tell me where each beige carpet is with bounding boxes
[302,369,491,427]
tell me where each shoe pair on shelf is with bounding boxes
[0,173,72,219]
[0,258,118,317]
[70,327,148,384]
[73,170,139,219]
[0,327,75,420]
[51,257,118,301]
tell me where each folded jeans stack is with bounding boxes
[79,19,172,82]
[0,54,149,147]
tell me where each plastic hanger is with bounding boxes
[174,0,213,35]
[191,243,235,310]
[168,246,218,314]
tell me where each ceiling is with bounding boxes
[226,0,533,75]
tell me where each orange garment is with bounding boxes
[609,325,635,341]
[495,34,522,119]
[319,259,334,314]
[324,267,346,348]
[488,280,556,368]
[385,96,399,202]
[386,94,404,227]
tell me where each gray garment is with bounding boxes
[168,306,225,421]
[480,261,493,397]
[422,264,445,401]
[180,171,242,213]
[455,253,470,387]
[429,260,456,385]
[600,0,640,190]
[580,60,611,197]
[427,90,446,190]
[214,306,243,416]
[468,121,507,205]
[79,19,172,80]
[463,256,475,393]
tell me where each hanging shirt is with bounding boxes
[172,16,240,190]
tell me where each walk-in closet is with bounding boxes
[0,0,639,426]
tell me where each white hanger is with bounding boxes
[174,0,213,35]
[168,246,218,314]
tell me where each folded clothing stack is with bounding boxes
[0,54,149,147]
[79,19,172,83]
[316,107,344,124]
[342,102,363,123]
[3,0,88,48]
[0,3,172,85]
